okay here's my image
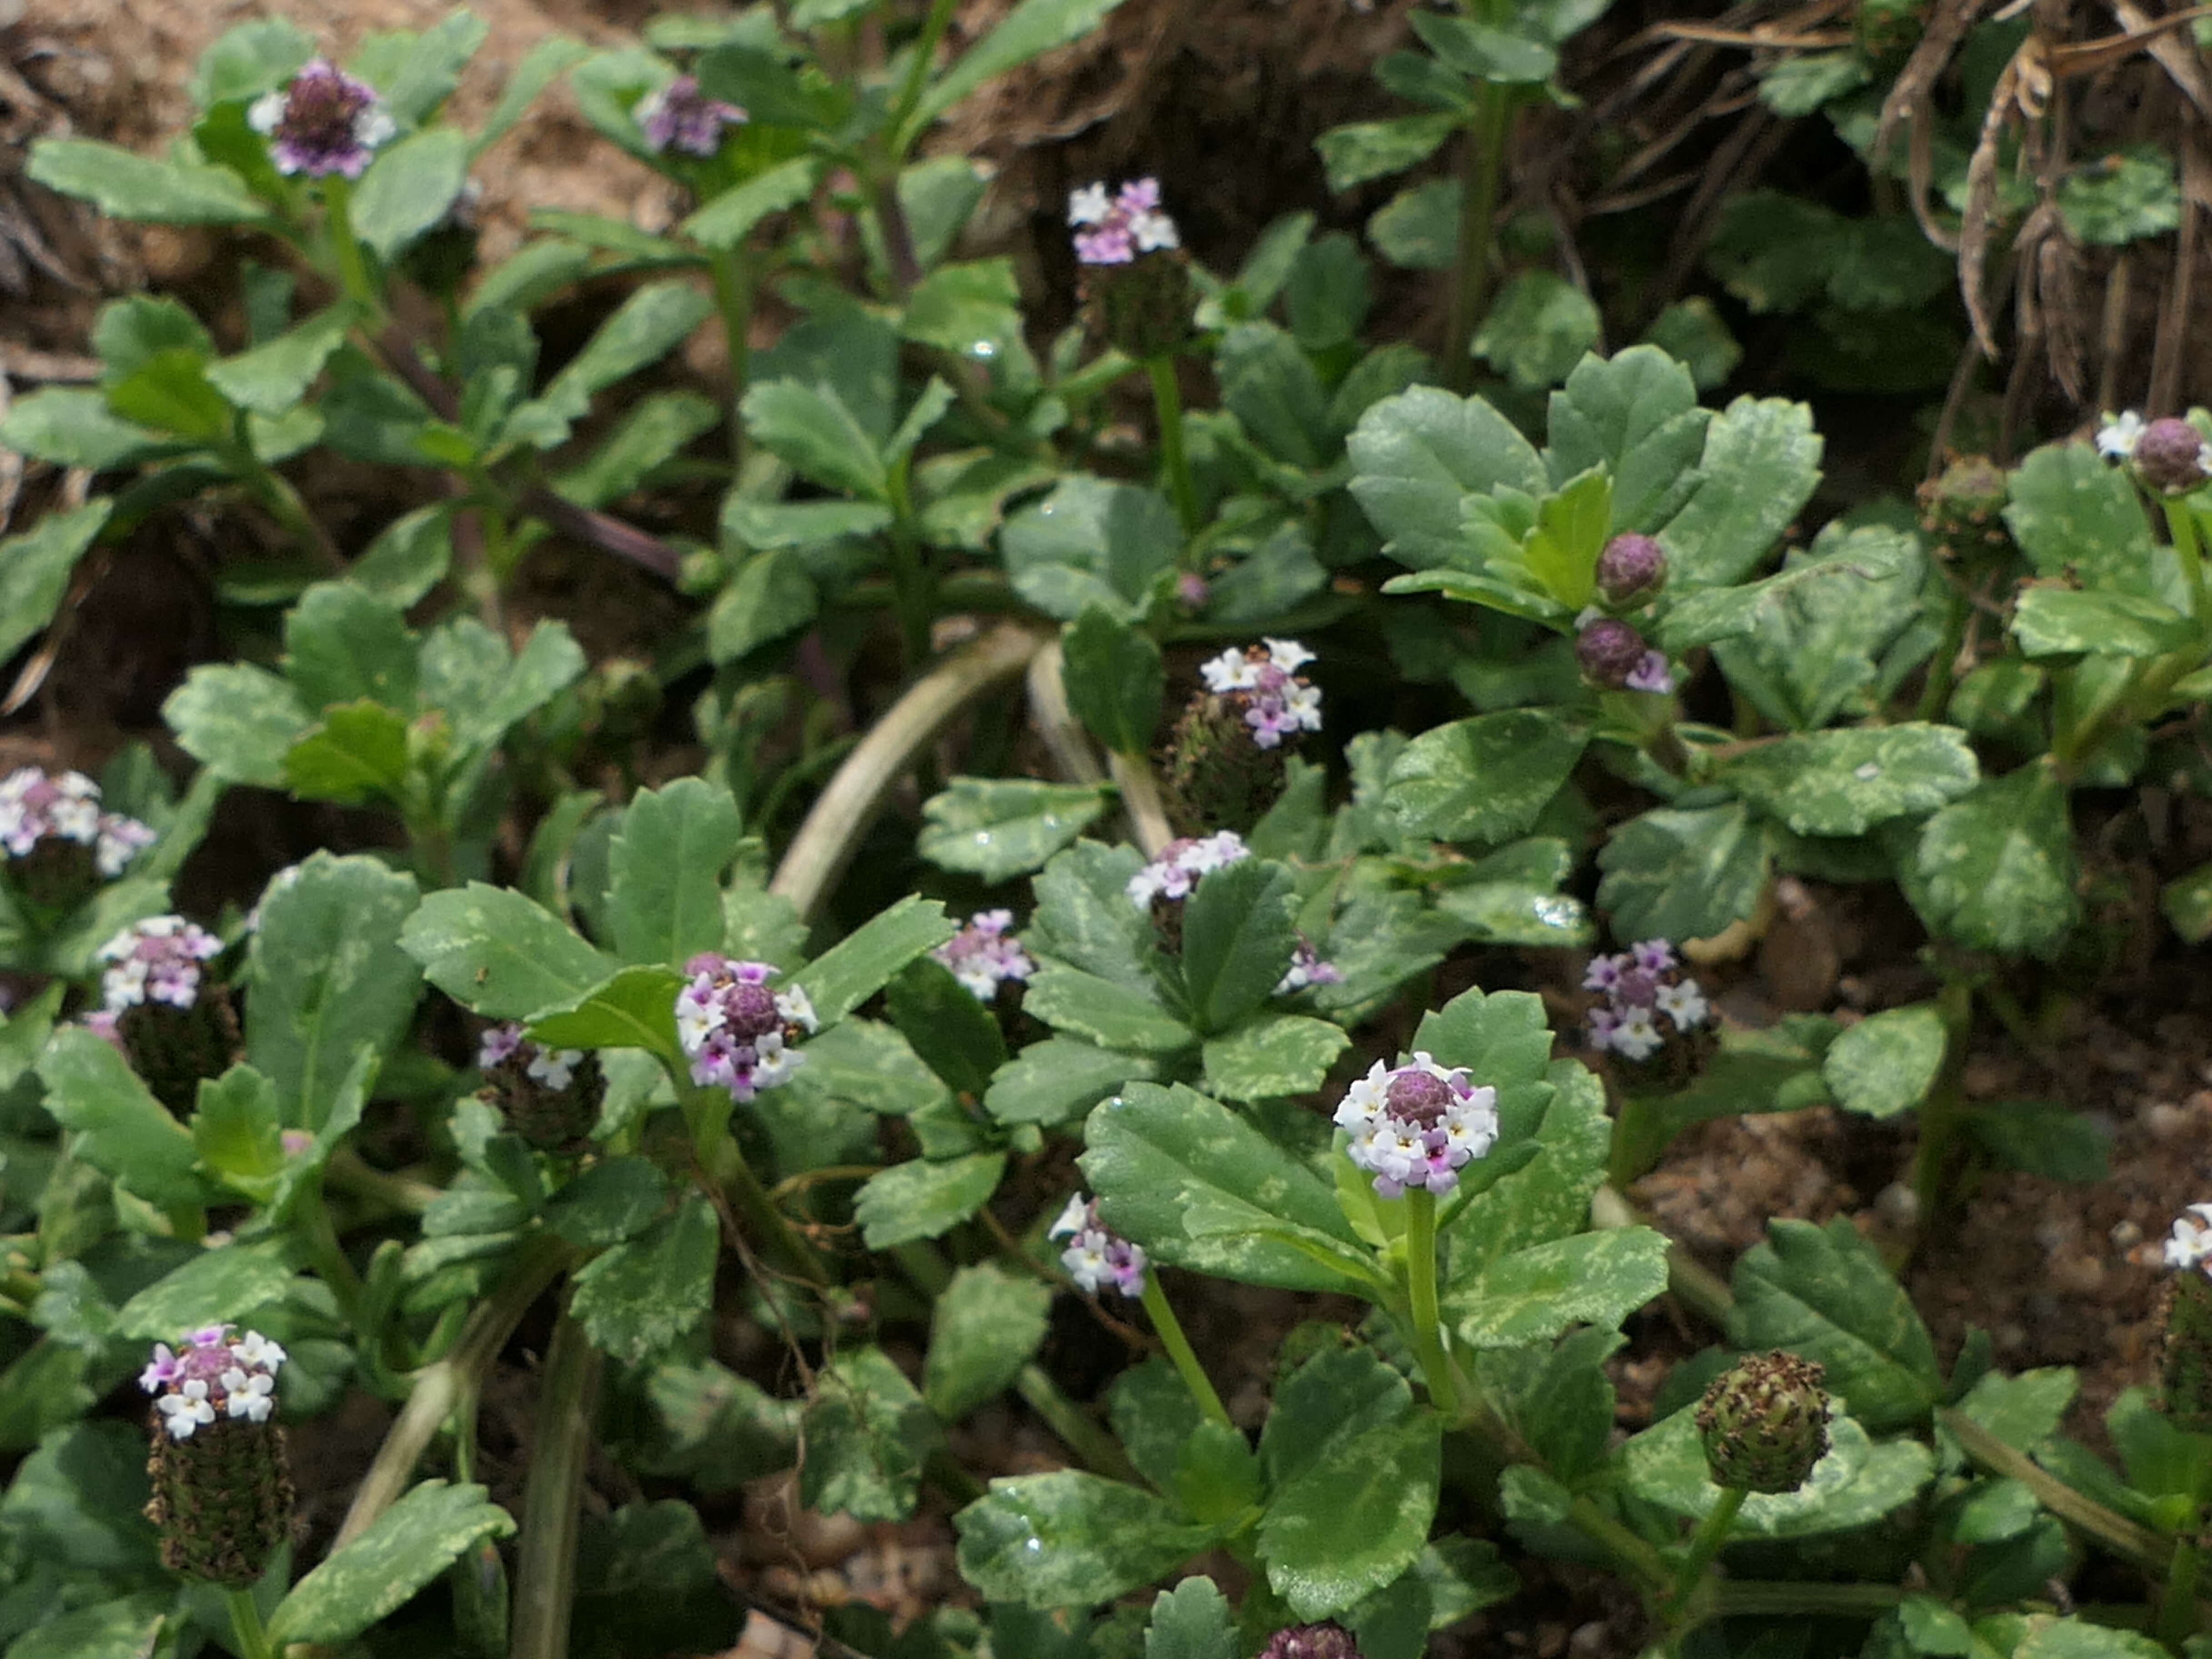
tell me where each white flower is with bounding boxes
[2098,411,2146,460]
[525,1047,583,1091]
[1048,1194,1091,1239]
[230,1331,287,1372]
[774,985,819,1033]
[1067,183,1112,226]
[1200,647,1260,694]
[1609,1007,1664,1061]
[157,1382,216,1440]
[2167,1203,2212,1271]
[1655,979,1709,1031]
[221,1367,277,1423]
[1263,638,1315,674]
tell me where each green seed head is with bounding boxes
[1695,1350,1832,1494]
[1084,250,1196,363]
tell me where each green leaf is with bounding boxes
[352,127,473,259]
[27,137,268,224]
[1001,475,1180,622]
[1730,1216,1942,1430]
[682,156,822,249]
[1386,709,1587,846]
[1367,179,1458,271]
[473,34,590,156]
[739,378,887,499]
[1347,386,1548,572]
[267,1480,518,1645]
[1202,1014,1350,1104]
[282,699,411,805]
[1080,1083,1373,1292]
[918,777,1112,881]
[1025,965,1192,1054]
[526,965,685,1060]
[507,280,714,449]
[7,1598,169,1659]
[902,258,1023,355]
[192,1063,286,1200]
[1964,1099,2111,1182]
[246,852,421,1126]
[1520,468,1613,609]
[607,778,744,966]
[206,304,352,417]
[401,882,618,1019]
[1179,858,1300,1034]
[1448,1227,1669,1348]
[924,1262,1053,1421]
[190,16,314,105]
[706,547,818,664]
[1620,1405,1933,1537]
[1596,800,1771,944]
[908,0,1128,131]
[557,389,720,509]
[284,581,418,711]
[2057,145,2180,246]
[1315,113,1460,192]
[0,387,172,469]
[1410,10,1557,80]
[886,956,1007,1098]
[1719,723,1980,837]
[1257,1347,1443,1619]
[1907,761,2080,957]
[545,1156,672,1247]
[1821,1002,1947,1120]
[1143,1578,1237,1659]
[955,1471,1218,1607]
[114,1237,297,1338]
[373,8,491,126]
[1473,272,1599,390]
[986,1036,1156,1126]
[1544,345,1709,534]
[569,1196,719,1364]
[794,895,956,1025]
[2011,586,2192,658]
[1641,298,1743,394]
[0,500,111,667]
[104,348,230,440]
[38,1026,209,1209]
[799,1346,938,1522]
[1662,396,1824,585]
[1061,608,1166,756]
[2004,442,2159,597]
[852,1152,1007,1249]
[2163,858,2212,943]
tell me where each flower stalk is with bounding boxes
[509,1302,600,1659]
[1137,1273,1232,1431]
[1403,1187,1458,1418]
[224,1589,277,1659]
[1148,355,1200,541]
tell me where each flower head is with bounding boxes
[933,910,1036,1001]
[477,1021,601,1152]
[0,766,154,886]
[1595,533,1667,607]
[142,1325,287,1438]
[248,59,396,179]
[1195,639,1323,752]
[1048,1193,1147,1297]
[633,74,747,157]
[143,1326,293,1589]
[1695,1350,1832,1494]
[1260,1624,1364,1659]
[97,915,221,1012]
[1068,176,1180,266]
[477,1021,583,1091]
[1332,1053,1499,1198]
[2132,417,2212,495]
[1274,937,1343,996]
[1126,831,1251,908]
[1585,940,1709,1065]
[674,955,817,1103]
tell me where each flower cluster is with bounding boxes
[1260,1624,1364,1659]
[1333,1053,1499,1198]
[1575,614,1673,694]
[932,910,1036,1001]
[1197,638,1324,750]
[1585,940,1709,1061]
[1068,177,1180,266]
[633,75,747,156]
[675,954,817,1102]
[1275,937,1343,996]
[1050,1194,1147,1297]
[1125,831,1251,907]
[0,766,154,879]
[2100,411,2212,494]
[248,59,396,179]
[97,915,222,1012]
[141,1326,287,1440]
[479,1022,584,1091]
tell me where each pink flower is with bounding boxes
[247,60,396,179]
[633,75,746,156]
[1067,176,1180,267]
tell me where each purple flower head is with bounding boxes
[1625,650,1675,694]
[1068,177,1181,266]
[1333,1052,1499,1198]
[1575,617,1649,689]
[1274,937,1343,996]
[97,915,221,1013]
[933,910,1037,1001]
[1585,940,1709,1062]
[1048,1193,1147,1297]
[476,1021,584,1091]
[1126,830,1251,907]
[1596,533,1668,607]
[0,766,153,877]
[1196,638,1323,751]
[674,954,817,1103]
[2134,417,2212,495]
[634,74,747,157]
[142,1325,287,1439]
[247,59,396,180]
[1260,1624,1364,1659]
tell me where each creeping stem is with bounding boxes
[1404,1188,1459,1417]
[1138,1273,1232,1431]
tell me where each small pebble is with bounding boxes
[2111,1219,2144,1250]
[2146,1101,2191,1142]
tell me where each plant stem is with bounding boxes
[1137,1274,1232,1430]
[1666,1486,1747,1616]
[769,621,1047,921]
[1707,1581,1909,1619]
[1015,1365,1145,1483]
[695,1101,829,1286]
[223,1588,276,1659]
[1913,578,1971,722]
[884,456,934,674]
[293,1171,365,1329]
[333,1233,571,1550]
[708,248,754,469]
[509,1302,601,1659]
[1607,1086,1668,1189]
[1404,1189,1459,1418]
[1567,1494,1673,1595]
[2160,1528,2205,1645]
[1937,1406,2167,1570]
[1443,89,1510,390]
[1109,750,1175,857]
[2167,496,2208,625]
[888,0,960,142]
[1146,356,1201,542]
[1908,980,1973,1229]
[319,176,380,313]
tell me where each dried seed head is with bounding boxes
[1695,1350,1832,1493]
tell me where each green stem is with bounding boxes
[1914,579,1971,722]
[884,456,933,674]
[888,0,960,144]
[2160,1529,2205,1646]
[1666,1486,1747,1616]
[1443,89,1511,391]
[1937,1406,2167,1570]
[509,1302,600,1659]
[293,1172,365,1330]
[689,1089,828,1286]
[1567,1494,1673,1595]
[1015,1365,1145,1483]
[2168,497,2208,625]
[1404,1189,1458,1418]
[1909,980,1974,1227]
[1138,1274,1232,1430]
[708,248,754,469]
[223,1587,276,1659]
[319,175,380,312]
[1706,1581,1910,1619]
[1146,355,1201,543]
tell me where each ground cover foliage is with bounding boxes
[0,1,2210,1656]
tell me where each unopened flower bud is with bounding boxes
[1260,1624,1363,1659]
[1695,1350,1831,1493]
[2134,417,2212,496]
[1595,533,1667,607]
[142,1326,294,1588]
[1576,618,1649,689]
[478,1023,602,1153]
